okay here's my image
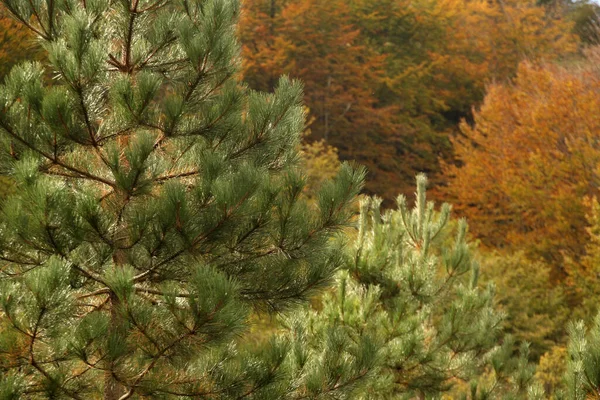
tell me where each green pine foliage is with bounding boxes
[562,314,600,400]
[0,0,365,398]
[290,174,528,398]
[457,339,545,400]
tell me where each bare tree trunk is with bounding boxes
[268,0,277,90]
[269,0,276,19]
[324,75,331,140]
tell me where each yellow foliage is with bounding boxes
[0,176,14,199]
[299,139,340,197]
[240,0,578,205]
[566,196,600,318]
[479,251,568,359]
[535,345,567,397]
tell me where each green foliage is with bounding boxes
[480,252,569,360]
[460,339,545,400]
[563,314,600,399]
[288,174,516,398]
[568,0,600,45]
[0,0,366,398]
[0,175,13,199]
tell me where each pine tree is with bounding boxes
[289,174,541,398]
[0,0,365,398]
[562,314,600,399]
[544,313,600,399]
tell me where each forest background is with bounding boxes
[3,0,600,395]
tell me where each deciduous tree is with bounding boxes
[480,252,568,359]
[241,0,409,203]
[429,0,578,120]
[241,0,578,205]
[443,60,600,275]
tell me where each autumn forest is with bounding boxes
[1,0,600,397]
[239,0,600,385]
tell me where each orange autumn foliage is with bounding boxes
[240,0,578,205]
[432,0,577,116]
[345,0,577,123]
[240,0,414,202]
[0,5,42,78]
[239,0,289,91]
[443,58,600,275]
[241,0,391,143]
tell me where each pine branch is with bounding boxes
[2,2,51,40]
[0,116,116,188]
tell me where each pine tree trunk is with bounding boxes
[105,250,127,400]
[104,292,125,400]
